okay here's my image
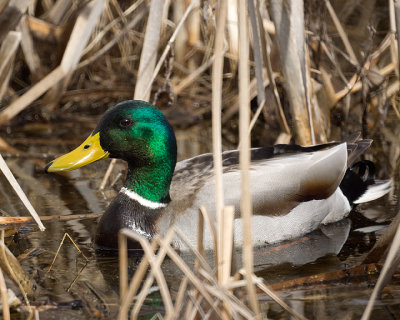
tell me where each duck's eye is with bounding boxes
[119,118,133,128]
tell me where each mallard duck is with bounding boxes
[45,100,391,250]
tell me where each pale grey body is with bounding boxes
[157,143,355,250]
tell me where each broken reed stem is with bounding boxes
[0,154,44,231]
[196,208,205,270]
[211,0,227,283]
[118,231,128,303]
[0,267,10,320]
[238,0,261,317]
[361,222,400,320]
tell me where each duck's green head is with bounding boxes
[45,100,177,202]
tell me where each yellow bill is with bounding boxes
[45,132,109,172]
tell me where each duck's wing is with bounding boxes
[171,134,369,200]
[169,143,348,219]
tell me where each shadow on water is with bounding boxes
[1,121,399,319]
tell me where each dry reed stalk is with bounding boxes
[79,3,147,69]
[370,80,399,107]
[389,0,399,78]
[0,154,44,231]
[118,229,174,320]
[0,267,10,320]
[324,0,359,66]
[172,0,187,66]
[43,0,107,110]
[238,0,261,317]
[83,0,144,55]
[0,0,105,126]
[198,270,254,319]
[173,276,189,315]
[248,0,266,134]
[130,238,172,319]
[0,31,21,99]
[120,226,223,318]
[220,206,234,286]
[118,239,160,320]
[246,273,308,320]
[211,0,227,283]
[361,221,400,320]
[196,208,205,265]
[270,0,312,144]
[199,206,218,265]
[187,0,201,73]
[142,0,196,98]
[174,54,215,94]
[0,213,101,225]
[201,286,253,319]
[0,230,33,302]
[118,231,128,303]
[134,0,164,101]
[222,72,273,124]
[17,17,43,81]
[46,0,72,25]
[157,236,222,318]
[394,0,400,78]
[173,228,212,273]
[227,0,239,61]
[25,16,63,41]
[0,0,29,43]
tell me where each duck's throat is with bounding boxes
[124,165,173,204]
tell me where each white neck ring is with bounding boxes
[120,187,168,209]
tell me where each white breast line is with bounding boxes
[120,187,168,209]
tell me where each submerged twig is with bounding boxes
[47,233,89,275]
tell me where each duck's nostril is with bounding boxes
[83,145,90,150]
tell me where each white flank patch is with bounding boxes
[353,180,392,204]
[120,187,168,209]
